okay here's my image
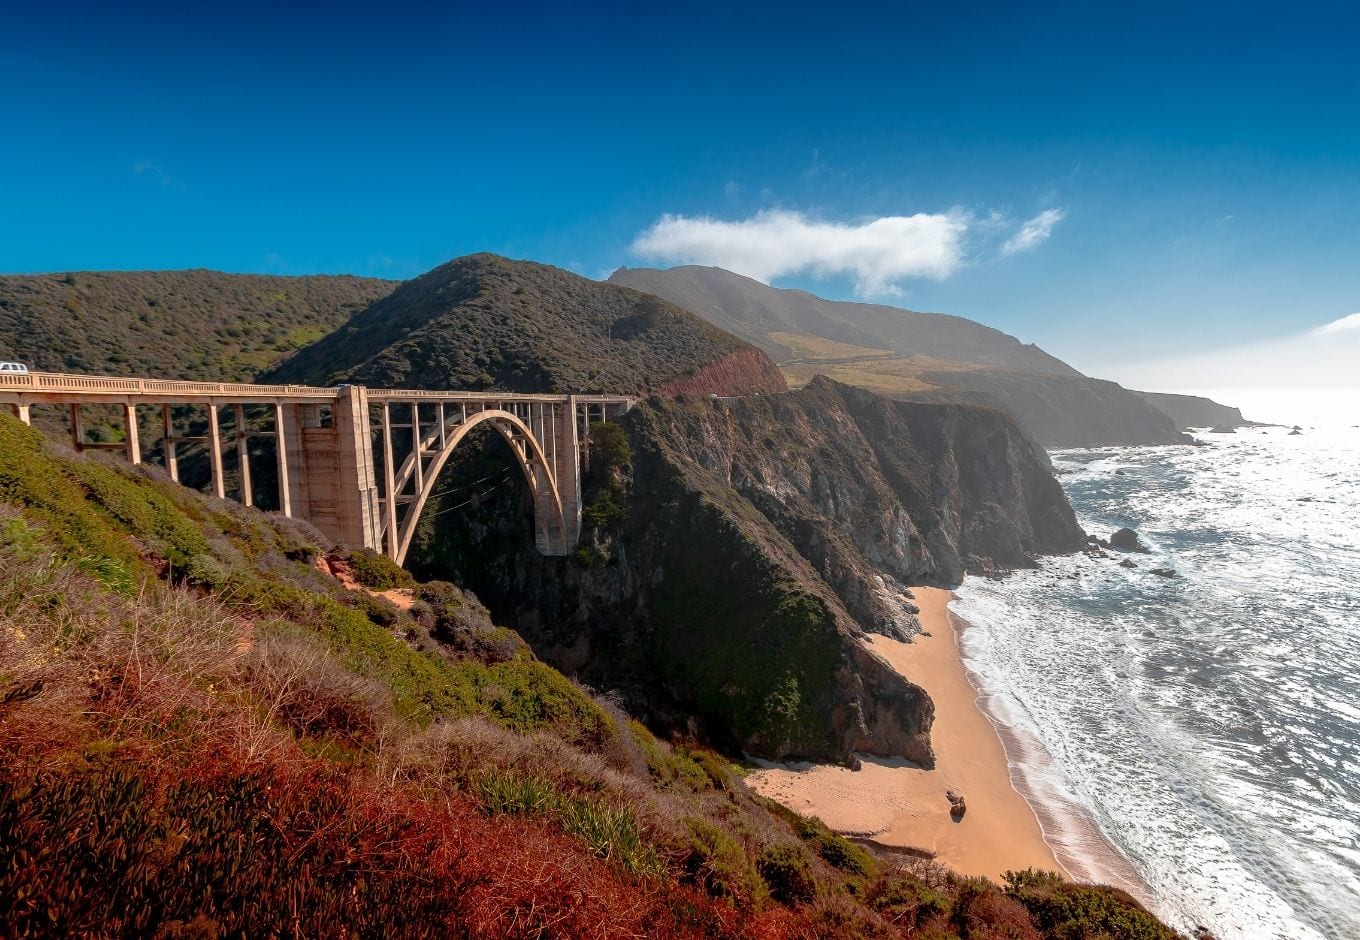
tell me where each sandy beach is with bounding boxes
[746,587,1062,880]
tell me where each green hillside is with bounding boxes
[0,269,395,382]
[268,254,788,395]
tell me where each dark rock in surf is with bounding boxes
[1110,528,1150,553]
[1119,558,1138,569]
[1150,567,1178,578]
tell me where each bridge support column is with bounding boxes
[380,402,398,559]
[9,402,30,426]
[69,404,84,452]
[234,403,252,507]
[278,403,315,520]
[122,404,141,465]
[206,405,225,498]
[162,405,178,481]
[553,395,583,549]
[273,403,291,516]
[332,386,381,552]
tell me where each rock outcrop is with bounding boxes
[1109,528,1150,553]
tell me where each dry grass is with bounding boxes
[781,353,985,396]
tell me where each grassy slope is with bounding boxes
[0,414,1181,939]
[0,269,395,382]
[609,265,1079,377]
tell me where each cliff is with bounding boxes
[1136,390,1257,429]
[269,254,786,396]
[925,371,1193,447]
[405,378,1084,764]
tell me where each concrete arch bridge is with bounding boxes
[0,372,634,564]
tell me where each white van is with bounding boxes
[0,362,29,375]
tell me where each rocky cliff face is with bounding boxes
[659,347,787,396]
[925,370,1193,447]
[406,378,1084,765]
[1136,390,1255,429]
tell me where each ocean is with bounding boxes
[952,423,1360,939]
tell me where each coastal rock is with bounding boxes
[946,789,967,821]
[1209,425,1236,434]
[1119,558,1138,569]
[1150,567,1178,578]
[1109,528,1150,553]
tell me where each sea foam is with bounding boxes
[953,425,1360,940]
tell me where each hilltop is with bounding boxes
[0,269,395,382]
[609,265,1197,447]
[269,254,787,396]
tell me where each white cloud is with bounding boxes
[630,208,971,296]
[1312,311,1360,335]
[1002,208,1066,256]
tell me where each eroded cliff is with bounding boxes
[406,378,1084,764]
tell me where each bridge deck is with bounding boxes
[0,372,634,408]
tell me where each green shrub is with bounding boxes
[1004,868,1179,940]
[184,553,230,590]
[683,817,765,907]
[588,421,632,474]
[582,485,628,529]
[794,817,877,879]
[757,843,818,905]
[867,870,950,926]
[344,548,414,590]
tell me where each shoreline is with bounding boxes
[746,587,1060,880]
[947,599,1154,903]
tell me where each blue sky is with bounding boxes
[3,0,1359,384]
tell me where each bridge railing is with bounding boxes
[0,371,337,398]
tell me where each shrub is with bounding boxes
[582,485,628,529]
[1004,868,1180,940]
[757,843,818,905]
[795,816,877,879]
[951,877,1043,940]
[588,421,632,474]
[684,817,766,907]
[866,868,951,928]
[344,547,414,590]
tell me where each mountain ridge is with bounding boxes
[609,265,1202,447]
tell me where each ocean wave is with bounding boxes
[953,426,1360,940]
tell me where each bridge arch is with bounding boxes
[388,408,567,565]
